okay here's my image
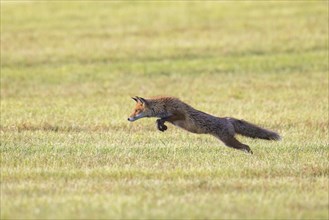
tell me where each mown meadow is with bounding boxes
[1,1,328,219]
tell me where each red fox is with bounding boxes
[128,96,281,154]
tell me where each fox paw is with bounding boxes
[242,146,253,154]
[159,124,167,132]
[156,119,167,132]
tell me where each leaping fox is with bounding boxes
[127,96,281,154]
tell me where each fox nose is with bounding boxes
[127,118,130,121]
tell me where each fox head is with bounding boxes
[127,96,153,122]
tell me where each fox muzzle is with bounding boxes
[127,114,143,122]
[127,117,135,122]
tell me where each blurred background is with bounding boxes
[1,1,328,127]
[1,2,327,129]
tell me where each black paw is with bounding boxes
[159,124,167,132]
[243,145,253,154]
[156,119,167,132]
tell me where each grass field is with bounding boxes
[1,1,328,219]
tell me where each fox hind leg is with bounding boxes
[219,135,253,154]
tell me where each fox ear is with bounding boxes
[132,97,138,102]
[136,96,148,105]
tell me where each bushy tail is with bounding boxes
[229,118,281,140]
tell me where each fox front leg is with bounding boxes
[156,119,167,132]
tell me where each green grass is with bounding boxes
[1,1,328,219]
